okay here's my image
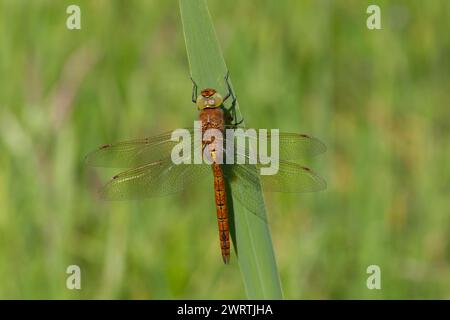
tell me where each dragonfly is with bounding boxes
[85,73,326,264]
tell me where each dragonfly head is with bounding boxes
[196,88,224,109]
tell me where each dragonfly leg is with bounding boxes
[190,76,198,103]
[224,98,243,126]
[222,72,244,126]
[223,71,235,103]
[233,116,244,126]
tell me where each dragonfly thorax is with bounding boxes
[196,88,224,110]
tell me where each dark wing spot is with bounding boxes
[100,144,111,149]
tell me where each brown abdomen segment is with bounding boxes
[212,163,230,264]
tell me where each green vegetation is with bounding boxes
[0,0,449,299]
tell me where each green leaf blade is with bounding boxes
[179,0,283,299]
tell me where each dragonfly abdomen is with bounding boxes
[200,107,230,263]
[212,163,230,264]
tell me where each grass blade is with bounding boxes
[179,0,283,299]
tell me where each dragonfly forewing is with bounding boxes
[85,129,196,168]
[224,126,327,161]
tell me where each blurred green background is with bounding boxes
[0,0,449,299]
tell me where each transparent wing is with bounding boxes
[100,157,210,200]
[260,161,326,192]
[224,157,326,218]
[224,125,326,160]
[222,164,268,222]
[98,141,209,200]
[85,129,195,168]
